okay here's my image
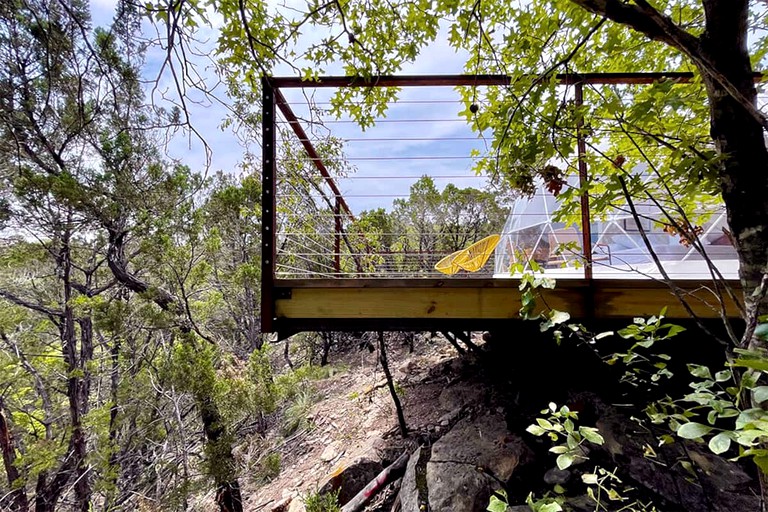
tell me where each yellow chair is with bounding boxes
[435,249,471,275]
[456,234,501,272]
[434,235,501,274]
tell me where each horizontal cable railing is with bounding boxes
[272,82,739,281]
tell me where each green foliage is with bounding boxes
[303,489,342,512]
[525,493,564,512]
[646,345,768,471]
[165,338,218,399]
[486,491,510,512]
[165,0,758,236]
[256,452,282,483]
[520,402,658,512]
[526,403,604,470]
[516,272,556,320]
[281,387,317,436]
[580,467,659,511]
[594,316,768,477]
[604,309,683,388]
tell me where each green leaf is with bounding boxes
[754,386,768,404]
[753,323,768,340]
[537,418,554,430]
[582,473,599,485]
[677,422,713,439]
[549,445,568,454]
[550,310,570,325]
[486,495,508,512]
[579,426,605,445]
[755,455,768,475]
[715,370,732,382]
[736,408,766,430]
[733,358,768,372]
[556,452,576,470]
[527,424,546,436]
[688,364,712,379]
[664,324,686,338]
[539,503,563,512]
[709,432,732,454]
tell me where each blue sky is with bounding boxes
[280,84,493,212]
[89,0,494,214]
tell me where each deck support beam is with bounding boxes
[271,278,742,337]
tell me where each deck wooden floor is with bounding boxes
[270,278,743,336]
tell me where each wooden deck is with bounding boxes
[270,278,743,337]
[261,74,748,338]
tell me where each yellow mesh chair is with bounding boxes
[434,235,500,274]
[456,234,501,272]
[435,249,471,275]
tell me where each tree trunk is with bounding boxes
[61,235,92,512]
[321,332,333,366]
[0,398,28,512]
[699,1,768,314]
[697,6,768,508]
[104,335,122,511]
[378,332,408,437]
[199,395,243,512]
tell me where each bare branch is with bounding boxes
[0,289,62,317]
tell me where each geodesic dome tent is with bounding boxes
[493,185,739,280]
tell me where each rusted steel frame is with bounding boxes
[272,72,765,88]
[270,72,711,88]
[273,87,353,218]
[574,82,593,280]
[261,78,277,332]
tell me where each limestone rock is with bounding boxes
[426,461,494,512]
[400,413,532,512]
[399,447,426,512]
[430,413,528,482]
[270,496,291,512]
[319,454,383,505]
[543,467,571,486]
[438,382,485,413]
[286,498,306,512]
[320,441,341,462]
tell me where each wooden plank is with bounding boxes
[276,287,581,319]
[594,284,741,319]
[274,280,742,321]
[275,277,525,289]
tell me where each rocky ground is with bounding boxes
[238,328,760,512]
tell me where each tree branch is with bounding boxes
[0,290,61,317]
[106,228,178,313]
[569,0,768,129]
[568,0,699,51]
